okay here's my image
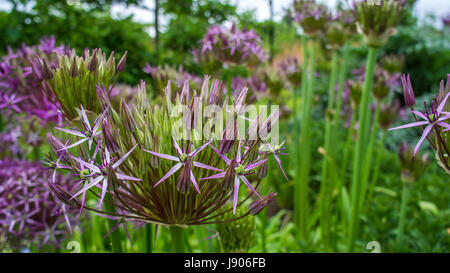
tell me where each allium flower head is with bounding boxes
[0,37,67,124]
[0,159,76,250]
[143,64,202,96]
[397,141,429,184]
[275,57,302,87]
[198,23,268,67]
[293,0,331,36]
[352,0,406,48]
[38,48,125,121]
[49,70,283,228]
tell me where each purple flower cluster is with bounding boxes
[198,23,268,67]
[143,64,203,95]
[293,0,331,35]
[390,74,450,158]
[232,75,267,102]
[0,36,68,125]
[0,159,75,251]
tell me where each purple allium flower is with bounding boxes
[201,141,267,214]
[0,159,76,250]
[198,23,268,67]
[143,138,222,194]
[71,143,141,206]
[0,37,68,125]
[292,0,331,35]
[389,92,450,155]
[0,93,26,115]
[56,105,108,151]
[48,72,284,228]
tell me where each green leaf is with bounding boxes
[418,201,439,216]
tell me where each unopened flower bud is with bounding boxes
[88,50,98,72]
[117,51,128,72]
[69,59,78,78]
[248,192,277,215]
[401,74,415,108]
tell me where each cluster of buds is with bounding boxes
[397,141,429,184]
[324,9,356,50]
[275,57,302,87]
[0,159,76,251]
[351,64,401,101]
[293,0,331,36]
[390,74,450,176]
[380,54,405,74]
[34,48,127,121]
[198,23,268,68]
[232,75,267,103]
[216,206,255,253]
[352,0,406,48]
[0,37,68,124]
[378,99,405,130]
[143,64,203,97]
[47,49,285,229]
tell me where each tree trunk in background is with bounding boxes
[154,0,160,61]
[268,0,275,63]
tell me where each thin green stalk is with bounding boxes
[341,111,357,179]
[397,184,409,246]
[359,101,381,209]
[260,159,271,253]
[0,114,4,132]
[227,70,233,104]
[366,131,386,205]
[104,196,123,253]
[333,43,351,129]
[169,226,185,253]
[319,51,339,250]
[294,35,309,236]
[290,84,301,173]
[145,223,153,253]
[297,37,316,242]
[347,47,378,252]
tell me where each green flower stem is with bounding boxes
[145,223,153,253]
[347,47,379,252]
[32,146,41,161]
[104,196,123,253]
[294,35,309,235]
[0,114,4,132]
[333,43,351,129]
[359,101,381,210]
[296,37,316,242]
[366,130,386,206]
[341,111,357,179]
[290,84,301,174]
[169,226,186,253]
[397,184,410,246]
[319,51,339,250]
[260,161,271,253]
[227,70,233,104]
